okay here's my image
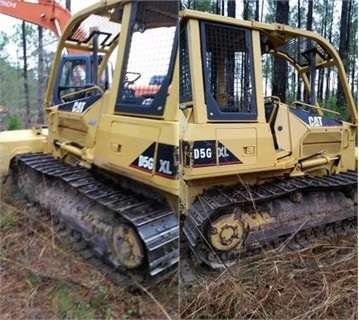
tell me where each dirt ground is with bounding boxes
[1,185,357,320]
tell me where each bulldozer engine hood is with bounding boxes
[290,108,343,127]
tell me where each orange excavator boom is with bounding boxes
[0,0,71,37]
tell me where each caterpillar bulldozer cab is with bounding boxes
[1,0,179,287]
[179,10,357,268]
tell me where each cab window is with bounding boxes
[115,1,178,116]
[59,60,87,102]
[201,22,257,121]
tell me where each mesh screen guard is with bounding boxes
[201,22,257,120]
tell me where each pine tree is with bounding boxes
[272,1,289,101]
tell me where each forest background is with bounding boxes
[0,0,357,130]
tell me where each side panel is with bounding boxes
[94,115,178,195]
[0,129,48,176]
[181,123,278,180]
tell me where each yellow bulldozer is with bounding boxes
[1,0,179,287]
[0,0,356,287]
[179,10,357,268]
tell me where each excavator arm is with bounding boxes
[0,0,70,37]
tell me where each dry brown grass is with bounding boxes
[0,188,178,320]
[1,182,357,320]
[180,233,357,319]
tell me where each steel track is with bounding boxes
[180,215,357,288]
[182,170,357,272]
[10,153,179,289]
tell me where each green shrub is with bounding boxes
[7,116,22,130]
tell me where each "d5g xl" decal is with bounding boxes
[182,140,242,167]
[130,143,177,179]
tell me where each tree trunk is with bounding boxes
[37,26,45,125]
[336,0,350,110]
[296,0,301,100]
[304,0,313,103]
[325,0,334,104]
[65,0,71,11]
[254,0,259,21]
[215,0,221,15]
[22,21,31,128]
[243,0,249,20]
[272,0,289,102]
[228,0,235,17]
[317,2,329,103]
[306,0,313,31]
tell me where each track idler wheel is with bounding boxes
[112,225,144,269]
[207,213,246,251]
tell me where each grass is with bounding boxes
[0,187,179,320]
[0,211,17,231]
[1,181,357,319]
[51,283,96,319]
[180,233,358,319]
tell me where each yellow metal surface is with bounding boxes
[208,214,245,251]
[0,129,48,176]
[94,114,178,196]
[112,225,144,269]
